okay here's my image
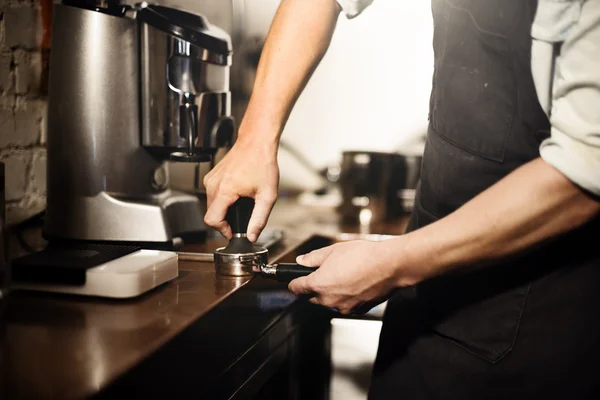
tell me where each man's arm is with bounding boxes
[391,159,600,286]
[203,0,342,241]
[394,0,600,285]
[290,158,600,314]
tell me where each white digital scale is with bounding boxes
[12,250,179,299]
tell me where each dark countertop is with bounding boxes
[0,199,409,400]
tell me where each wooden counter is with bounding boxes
[0,199,409,399]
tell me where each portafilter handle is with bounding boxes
[260,263,317,283]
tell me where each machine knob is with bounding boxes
[151,164,169,190]
[211,116,236,148]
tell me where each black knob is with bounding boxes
[211,116,236,148]
[226,197,255,235]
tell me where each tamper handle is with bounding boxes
[226,197,255,235]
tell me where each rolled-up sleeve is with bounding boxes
[336,0,374,18]
[532,0,600,195]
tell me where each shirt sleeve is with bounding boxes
[532,0,600,196]
[335,0,374,18]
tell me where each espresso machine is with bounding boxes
[43,0,235,248]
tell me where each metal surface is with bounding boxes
[46,190,205,242]
[140,22,233,154]
[44,4,179,242]
[255,263,317,282]
[215,197,277,276]
[389,154,421,215]
[176,252,214,262]
[338,151,394,225]
[46,4,158,198]
[44,3,234,243]
[213,233,313,280]
[257,229,285,249]
[260,263,277,276]
[338,152,421,223]
[177,228,285,262]
[214,246,268,276]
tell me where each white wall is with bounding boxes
[283,1,433,164]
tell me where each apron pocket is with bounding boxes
[413,245,532,366]
[425,282,530,364]
[430,0,516,162]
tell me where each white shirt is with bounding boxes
[336,0,374,18]
[337,0,600,196]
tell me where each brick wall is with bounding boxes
[0,0,48,227]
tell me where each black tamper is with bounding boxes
[213,197,317,282]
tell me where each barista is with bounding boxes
[204,0,600,397]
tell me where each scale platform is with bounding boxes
[11,244,178,299]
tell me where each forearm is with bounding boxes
[390,158,600,286]
[238,0,341,147]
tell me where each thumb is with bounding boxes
[296,245,335,267]
[247,191,277,242]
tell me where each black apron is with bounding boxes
[369,0,600,399]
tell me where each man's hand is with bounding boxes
[203,138,279,242]
[289,159,600,315]
[288,240,405,315]
[202,0,341,241]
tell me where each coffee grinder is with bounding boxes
[9,1,237,298]
[43,0,236,248]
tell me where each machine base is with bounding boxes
[44,190,207,244]
[12,250,178,299]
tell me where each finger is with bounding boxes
[308,296,340,313]
[202,170,213,192]
[338,306,352,316]
[247,191,277,242]
[204,193,236,239]
[309,297,321,306]
[352,302,374,316]
[296,245,335,267]
[203,177,223,211]
[288,276,314,295]
[204,179,215,210]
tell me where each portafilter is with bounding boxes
[214,197,317,282]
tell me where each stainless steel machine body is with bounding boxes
[44,1,234,245]
[139,5,235,159]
